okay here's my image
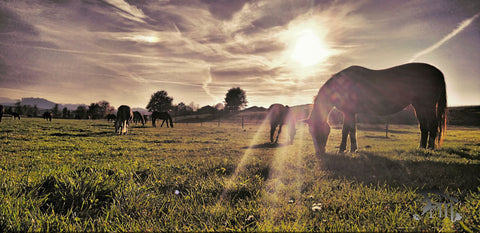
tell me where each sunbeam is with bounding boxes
[220,115,271,201]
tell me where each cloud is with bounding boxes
[410,12,480,62]
[103,0,148,23]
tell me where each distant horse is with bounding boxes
[0,105,3,122]
[133,111,145,126]
[106,114,116,122]
[12,112,21,120]
[115,105,133,135]
[151,111,173,128]
[43,112,53,121]
[268,104,296,144]
[304,63,447,154]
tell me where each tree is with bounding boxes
[74,105,87,119]
[224,87,247,111]
[62,107,70,119]
[173,102,192,116]
[87,103,102,119]
[52,104,60,116]
[98,100,114,116]
[146,90,173,112]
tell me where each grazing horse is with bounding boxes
[43,112,53,121]
[304,63,447,155]
[106,114,116,122]
[0,105,3,122]
[115,105,133,135]
[133,111,145,126]
[268,104,296,144]
[151,111,173,128]
[12,112,21,120]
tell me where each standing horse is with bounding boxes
[304,63,447,154]
[268,104,296,144]
[43,112,53,121]
[12,112,21,120]
[0,105,3,122]
[133,111,145,126]
[151,111,173,128]
[115,105,133,135]
[106,114,116,122]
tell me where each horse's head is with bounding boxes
[304,118,330,155]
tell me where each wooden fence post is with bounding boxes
[385,119,389,138]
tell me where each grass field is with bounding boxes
[0,117,479,232]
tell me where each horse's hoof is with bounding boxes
[337,150,346,154]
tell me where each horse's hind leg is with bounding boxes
[414,109,429,148]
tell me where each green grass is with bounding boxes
[0,117,479,231]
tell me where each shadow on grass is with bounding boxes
[242,142,289,149]
[318,151,480,192]
[50,131,110,137]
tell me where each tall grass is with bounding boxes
[0,117,478,231]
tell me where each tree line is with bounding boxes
[3,87,248,120]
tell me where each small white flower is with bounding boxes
[174,190,180,195]
[312,203,322,212]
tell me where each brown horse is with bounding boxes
[115,105,133,135]
[304,63,447,154]
[43,112,53,121]
[151,111,173,128]
[106,114,116,122]
[133,111,145,126]
[12,112,21,120]
[268,104,296,144]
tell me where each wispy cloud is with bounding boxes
[410,12,480,62]
[104,0,148,23]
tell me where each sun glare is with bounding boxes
[291,29,330,67]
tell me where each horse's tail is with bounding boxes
[436,80,447,146]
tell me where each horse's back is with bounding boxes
[323,63,445,115]
[268,104,286,124]
[117,105,133,120]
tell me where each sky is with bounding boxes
[1,0,479,109]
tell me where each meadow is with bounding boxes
[0,117,479,232]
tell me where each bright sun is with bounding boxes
[291,29,330,67]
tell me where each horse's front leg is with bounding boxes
[275,124,283,144]
[270,124,276,143]
[339,124,348,153]
[349,114,358,152]
[339,113,357,153]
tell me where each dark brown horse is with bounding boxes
[12,112,21,120]
[43,112,53,121]
[304,63,447,154]
[106,114,116,122]
[268,104,296,144]
[115,105,133,135]
[133,111,145,126]
[151,111,173,128]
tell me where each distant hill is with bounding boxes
[20,98,57,109]
[0,97,20,106]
